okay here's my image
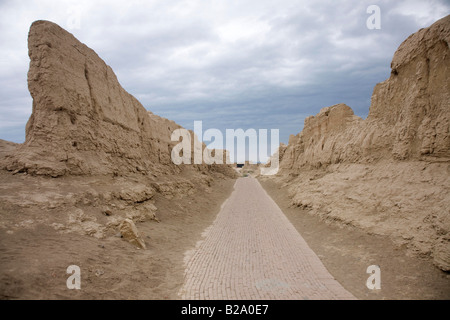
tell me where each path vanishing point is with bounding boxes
[179,177,356,300]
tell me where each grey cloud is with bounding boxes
[0,0,449,147]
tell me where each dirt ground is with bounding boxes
[0,170,236,300]
[259,178,450,300]
[1,167,449,300]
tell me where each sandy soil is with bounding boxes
[259,178,450,300]
[1,166,448,300]
[0,170,236,299]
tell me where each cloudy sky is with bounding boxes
[0,0,448,162]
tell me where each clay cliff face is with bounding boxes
[2,20,233,178]
[279,104,365,170]
[269,15,450,271]
[371,15,450,160]
[279,15,449,171]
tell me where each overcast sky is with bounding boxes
[0,0,448,162]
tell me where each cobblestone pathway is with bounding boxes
[179,177,356,300]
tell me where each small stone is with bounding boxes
[95,269,104,277]
[119,219,146,249]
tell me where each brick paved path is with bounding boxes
[179,177,356,300]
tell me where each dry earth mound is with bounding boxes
[265,15,450,271]
[0,20,236,254]
[1,20,234,178]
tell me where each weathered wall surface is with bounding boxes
[279,15,449,172]
[1,20,235,178]
[268,15,450,271]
